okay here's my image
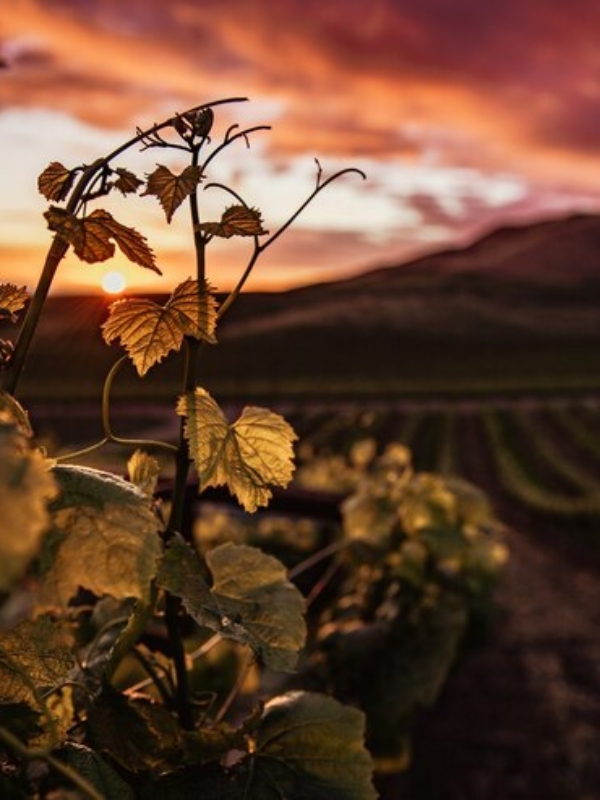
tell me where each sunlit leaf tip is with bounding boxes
[177,388,297,512]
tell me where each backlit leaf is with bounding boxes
[0,616,75,745]
[143,692,376,800]
[178,389,297,512]
[0,283,29,321]
[144,164,203,223]
[37,465,162,609]
[0,390,32,435]
[127,450,161,496]
[38,161,76,202]
[0,422,57,592]
[0,616,74,705]
[114,167,143,195]
[87,687,182,773]
[44,206,160,274]
[103,279,217,376]
[61,744,136,800]
[158,536,306,671]
[198,205,267,239]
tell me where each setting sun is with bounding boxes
[101,270,127,294]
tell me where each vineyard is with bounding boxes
[285,398,600,526]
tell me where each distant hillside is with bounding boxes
[5,213,600,401]
[220,213,600,342]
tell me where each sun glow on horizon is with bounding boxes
[101,270,127,294]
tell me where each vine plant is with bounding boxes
[0,98,375,799]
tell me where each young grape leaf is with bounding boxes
[178,389,297,512]
[0,422,57,592]
[44,206,160,273]
[37,465,162,610]
[143,164,203,223]
[102,279,217,376]
[142,692,377,800]
[61,744,136,800]
[197,205,267,239]
[0,390,33,435]
[38,161,76,202]
[127,449,161,496]
[114,167,143,196]
[157,536,306,671]
[0,283,29,321]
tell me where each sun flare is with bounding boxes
[101,270,127,294]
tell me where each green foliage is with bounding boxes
[60,743,136,800]
[0,616,75,746]
[158,536,306,671]
[37,465,162,609]
[142,692,376,800]
[0,413,57,592]
[0,100,377,799]
[297,441,507,763]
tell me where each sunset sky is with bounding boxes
[2,0,600,294]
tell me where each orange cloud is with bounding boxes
[2,0,600,293]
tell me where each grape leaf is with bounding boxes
[87,687,182,773]
[157,536,306,671]
[0,422,57,592]
[0,390,33,435]
[44,206,161,274]
[114,167,143,196]
[0,616,75,705]
[61,744,136,800]
[0,283,29,321]
[0,616,75,745]
[127,449,161,496]
[38,161,76,202]
[143,164,203,223]
[178,389,297,512]
[142,692,377,800]
[198,205,267,239]
[102,279,217,376]
[37,465,162,609]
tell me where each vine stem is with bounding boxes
[162,174,209,729]
[101,356,177,454]
[214,651,255,724]
[212,164,366,321]
[2,96,248,398]
[0,726,104,800]
[287,539,349,579]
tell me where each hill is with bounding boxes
[4,213,600,401]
